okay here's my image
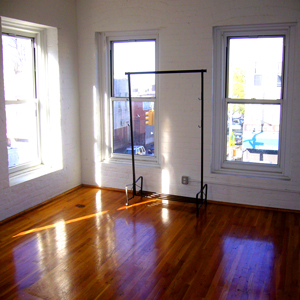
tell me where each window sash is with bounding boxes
[2,33,36,101]
[107,35,158,162]
[224,34,285,168]
[223,99,282,168]
[110,39,156,99]
[5,100,41,173]
[110,99,156,160]
[2,27,42,173]
[225,36,285,100]
[222,101,283,170]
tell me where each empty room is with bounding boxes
[0,0,299,299]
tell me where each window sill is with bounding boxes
[9,164,62,186]
[211,167,290,181]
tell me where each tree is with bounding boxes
[232,67,246,99]
[232,104,245,116]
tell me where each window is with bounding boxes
[212,24,295,179]
[99,32,158,165]
[254,62,262,86]
[2,31,40,170]
[1,17,61,183]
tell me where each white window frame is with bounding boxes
[211,24,295,180]
[1,17,62,185]
[98,31,159,166]
[2,23,43,173]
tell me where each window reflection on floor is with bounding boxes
[221,235,274,294]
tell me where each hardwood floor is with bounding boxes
[0,187,299,299]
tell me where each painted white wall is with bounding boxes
[0,0,299,222]
[0,0,81,221]
[77,0,300,210]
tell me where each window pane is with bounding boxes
[226,103,280,164]
[228,37,284,100]
[2,34,35,100]
[113,101,155,156]
[6,103,39,168]
[112,40,155,98]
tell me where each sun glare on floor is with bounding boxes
[162,207,169,223]
[117,199,160,210]
[12,210,109,238]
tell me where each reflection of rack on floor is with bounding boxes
[125,69,207,217]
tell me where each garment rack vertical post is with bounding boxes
[124,69,207,217]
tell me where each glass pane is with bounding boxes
[226,103,280,164]
[2,34,35,100]
[228,37,284,100]
[112,40,155,98]
[6,103,39,168]
[113,101,155,156]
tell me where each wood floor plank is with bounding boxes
[0,187,299,299]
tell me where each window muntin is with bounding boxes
[109,38,156,159]
[2,33,41,170]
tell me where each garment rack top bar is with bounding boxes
[125,69,207,75]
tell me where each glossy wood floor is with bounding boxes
[0,187,299,299]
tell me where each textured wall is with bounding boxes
[1,0,299,221]
[0,0,81,221]
[77,0,300,210]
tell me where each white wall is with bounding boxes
[0,0,81,221]
[77,0,300,210]
[0,0,298,221]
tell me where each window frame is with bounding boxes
[211,24,295,179]
[2,28,42,173]
[98,31,159,166]
[1,16,62,185]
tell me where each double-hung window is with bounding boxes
[101,32,158,164]
[1,16,61,183]
[2,27,40,171]
[212,24,295,179]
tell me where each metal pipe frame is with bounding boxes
[125,69,207,217]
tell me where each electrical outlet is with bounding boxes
[182,176,189,185]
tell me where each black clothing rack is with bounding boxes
[125,69,207,217]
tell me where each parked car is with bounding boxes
[234,132,243,145]
[147,145,154,156]
[124,146,146,155]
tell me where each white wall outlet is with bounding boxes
[182,176,189,185]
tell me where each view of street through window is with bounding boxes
[2,34,40,168]
[111,40,156,157]
[227,37,283,164]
